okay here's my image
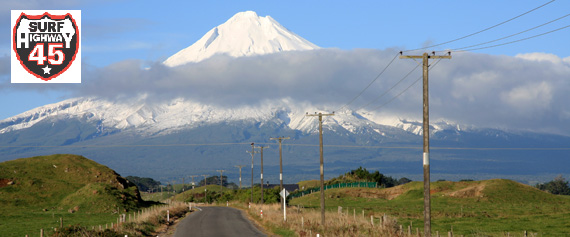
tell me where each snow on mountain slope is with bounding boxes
[163,11,319,67]
[358,110,467,136]
[0,94,453,139]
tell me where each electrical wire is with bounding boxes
[404,0,557,52]
[1,142,568,151]
[353,63,420,111]
[452,24,570,52]
[338,1,562,114]
[337,53,399,112]
[370,59,443,111]
[448,13,570,52]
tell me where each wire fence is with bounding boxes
[290,182,378,198]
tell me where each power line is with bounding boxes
[448,13,570,52]
[370,58,444,111]
[337,53,399,112]
[452,24,570,52]
[2,141,567,151]
[404,0,557,52]
[282,144,570,151]
[353,63,420,111]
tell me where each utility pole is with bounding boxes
[246,143,259,205]
[270,136,290,210]
[400,51,451,237]
[182,177,185,192]
[305,112,334,226]
[202,174,209,204]
[254,145,269,205]
[189,175,198,189]
[235,165,245,189]
[201,174,208,186]
[216,170,225,192]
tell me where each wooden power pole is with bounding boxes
[270,136,290,210]
[235,165,245,189]
[247,143,259,205]
[216,169,225,192]
[306,112,334,226]
[400,51,451,236]
[189,175,198,189]
[201,174,208,186]
[254,145,269,205]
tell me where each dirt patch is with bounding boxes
[0,179,13,188]
[447,183,486,198]
[337,186,408,200]
[378,185,408,200]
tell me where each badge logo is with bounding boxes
[11,10,81,83]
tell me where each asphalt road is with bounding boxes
[173,206,266,237]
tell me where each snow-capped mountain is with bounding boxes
[163,11,319,67]
[1,11,569,183]
[0,96,429,137]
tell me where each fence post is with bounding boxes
[40,229,43,237]
[370,215,374,226]
[60,217,63,228]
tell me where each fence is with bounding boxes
[290,182,377,198]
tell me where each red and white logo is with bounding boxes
[11,10,81,83]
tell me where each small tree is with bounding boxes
[546,175,570,195]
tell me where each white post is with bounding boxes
[167,210,170,222]
[283,194,287,222]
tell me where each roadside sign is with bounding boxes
[280,188,289,198]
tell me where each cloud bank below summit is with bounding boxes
[2,48,570,135]
[72,48,570,135]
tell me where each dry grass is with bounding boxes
[52,201,191,236]
[243,203,404,236]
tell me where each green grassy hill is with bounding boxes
[0,154,144,236]
[290,179,570,235]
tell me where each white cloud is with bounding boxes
[2,49,570,135]
[516,52,566,64]
[564,56,570,65]
[500,81,552,112]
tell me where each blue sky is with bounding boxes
[1,0,570,130]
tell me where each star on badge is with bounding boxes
[42,65,52,74]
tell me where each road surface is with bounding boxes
[173,206,266,237]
